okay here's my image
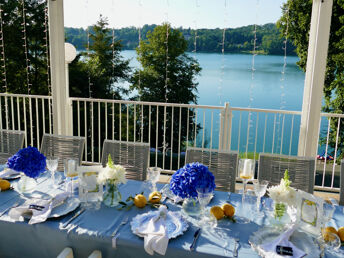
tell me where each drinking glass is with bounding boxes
[78,171,102,210]
[323,202,335,226]
[147,167,161,191]
[253,179,268,214]
[197,187,215,228]
[46,156,59,188]
[64,158,79,196]
[238,159,254,205]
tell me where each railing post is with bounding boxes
[48,0,69,135]
[298,0,333,157]
[219,102,230,151]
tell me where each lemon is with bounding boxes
[323,227,338,242]
[210,206,224,220]
[148,191,162,204]
[222,203,235,217]
[134,194,147,208]
[0,180,11,191]
[337,227,344,242]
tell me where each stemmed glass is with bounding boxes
[46,156,59,188]
[253,179,268,214]
[64,158,79,196]
[196,187,215,227]
[147,167,161,192]
[238,159,254,205]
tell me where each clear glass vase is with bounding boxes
[17,173,37,193]
[182,197,201,217]
[103,183,121,207]
[268,201,293,229]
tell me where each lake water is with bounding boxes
[119,50,328,156]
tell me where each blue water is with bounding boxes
[120,50,316,155]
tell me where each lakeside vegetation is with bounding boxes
[65,23,296,56]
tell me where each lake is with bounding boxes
[119,50,329,156]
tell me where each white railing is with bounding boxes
[0,93,342,192]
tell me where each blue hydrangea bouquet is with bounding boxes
[169,162,216,199]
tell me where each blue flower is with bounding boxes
[7,146,46,178]
[169,162,216,198]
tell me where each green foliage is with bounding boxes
[278,0,344,158]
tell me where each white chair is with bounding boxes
[57,247,73,258]
[88,250,102,258]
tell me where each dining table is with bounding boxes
[0,167,344,258]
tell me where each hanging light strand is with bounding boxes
[164,2,169,103]
[219,0,228,105]
[0,4,7,93]
[137,0,143,100]
[22,0,31,94]
[43,3,51,96]
[111,0,116,99]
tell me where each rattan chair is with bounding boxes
[339,160,344,205]
[40,134,85,171]
[258,153,315,193]
[185,147,239,192]
[0,129,25,163]
[101,140,150,181]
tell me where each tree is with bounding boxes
[130,23,201,162]
[278,0,344,158]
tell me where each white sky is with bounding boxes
[64,0,287,29]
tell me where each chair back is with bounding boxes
[0,129,25,163]
[40,134,85,171]
[185,147,238,192]
[258,153,315,193]
[101,140,150,181]
[340,160,344,205]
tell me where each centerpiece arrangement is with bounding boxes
[7,146,46,193]
[98,154,127,207]
[169,162,216,216]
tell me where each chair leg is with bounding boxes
[88,250,102,258]
[57,247,73,258]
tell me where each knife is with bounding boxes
[62,208,85,228]
[190,228,201,251]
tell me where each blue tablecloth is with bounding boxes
[0,171,343,258]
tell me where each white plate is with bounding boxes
[131,210,188,239]
[249,226,321,257]
[49,197,80,218]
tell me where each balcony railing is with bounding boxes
[0,92,342,193]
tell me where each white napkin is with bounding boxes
[259,224,306,258]
[9,192,69,224]
[134,206,169,256]
[0,168,19,178]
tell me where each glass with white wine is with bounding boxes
[64,158,79,196]
[238,159,254,205]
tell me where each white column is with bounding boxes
[48,0,69,135]
[298,0,333,157]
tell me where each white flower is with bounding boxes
[97,164,127,185]
[267,179,298,207]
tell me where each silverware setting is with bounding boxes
[112,216,129,237]
[62,208,85,228]
[233,238,239,257]
[190,227,201,251]
[0,200,22,217]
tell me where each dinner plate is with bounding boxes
[130,210,188,239]
[249,226,321,257]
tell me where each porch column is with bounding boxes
[48,0,71,135]
[298,0,333,157]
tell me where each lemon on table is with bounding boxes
[222,203,235,218]
[210,206,224,220]
[148,191,162,204]
[134,194,147,208]
[322,227,338,242]
[0,180,11,191]
[337,227,344,242]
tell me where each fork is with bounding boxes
[233,238,239,257]
[111,216,129,237]
[0,200,22,217]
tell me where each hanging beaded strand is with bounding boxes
[192,0,199,147]
[0,4,7,93]
[44,2,51,96]
[22,0,31,95]
[219,0,228,106]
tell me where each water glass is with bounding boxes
[147,167,161,191]
[323,202,335,226]
[78,171,102,210]
[46,156,59,188]
[64,158,79,196]
[196,188,214,227]
[253,179,268,213]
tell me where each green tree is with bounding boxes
[130,23,201,159]
[278,0,344,157]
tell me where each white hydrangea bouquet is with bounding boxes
[98,154,127,207]
[267,170,298,220]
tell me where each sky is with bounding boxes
[64,0,287,29]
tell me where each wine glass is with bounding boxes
[64,158,79,196]
[147,167,161,192]
[46,156,59,188]
[253,179,268,214]
[238,159,254,205]
[197,187,216,228]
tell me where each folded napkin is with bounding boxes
[0,168,19,178]
[259,224,306,258]
[134,205,169,256]
[9,192,69,224]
